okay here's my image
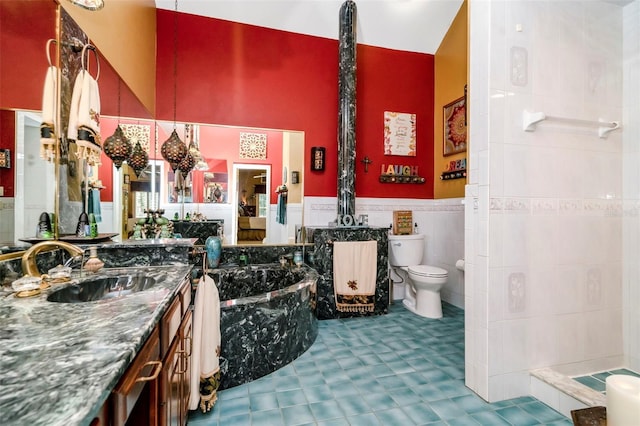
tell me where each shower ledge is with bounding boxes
[531,367,606,407]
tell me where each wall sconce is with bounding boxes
[311,147,325,171]
[291,171,300,184]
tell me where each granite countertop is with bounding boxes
[0,265,192,426]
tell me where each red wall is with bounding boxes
[1,3,436,202]
[156,10,435,199]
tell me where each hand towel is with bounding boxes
[67,69,85,142]
[333,240,377,313]
[276,191,287,224]
[189,274,222,412]
[69,69,102,166]
[40,65,58,161]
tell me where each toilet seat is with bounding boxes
[408,265,448,278]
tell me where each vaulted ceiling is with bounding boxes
[155,0,465,55]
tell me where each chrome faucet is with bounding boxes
[21,241,85,277]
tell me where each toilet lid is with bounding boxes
[408,265,448,278]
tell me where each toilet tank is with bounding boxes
[388,234,425,267]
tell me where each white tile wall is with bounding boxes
[622,0,640,373]
[468,0,636,403]
[303,196,466,308]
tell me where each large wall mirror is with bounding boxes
[112,119,305,246]
[7,114,305,247]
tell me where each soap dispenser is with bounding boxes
[84,247,104,273]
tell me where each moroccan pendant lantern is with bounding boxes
[178,152,195,180]
[161,129,187,172]
[103,125,132,169]
[128,141,149,178]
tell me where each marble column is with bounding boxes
[337,0,357,217]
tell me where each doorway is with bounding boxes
[231,164,270,245]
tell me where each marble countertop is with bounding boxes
[0,265,192,426]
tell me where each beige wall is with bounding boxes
[433,0,468,199]
[60,0,156,116]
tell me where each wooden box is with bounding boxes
[393,210,413,235]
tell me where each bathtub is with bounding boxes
[207,263,318,390]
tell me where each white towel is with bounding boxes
[189,274,221,412]
[69,69,102,166]
[67,69,85,142]
[40,65,58,161]
[333,240,377,313]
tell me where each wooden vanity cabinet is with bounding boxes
[159,278,193,426]
[109,277,193,426]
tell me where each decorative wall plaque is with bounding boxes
[384,111,416,156]
[239,132,267,160]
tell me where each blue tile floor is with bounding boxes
[574,368,640,394]
[188,302,572,425]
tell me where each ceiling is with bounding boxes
[155,0,465,55]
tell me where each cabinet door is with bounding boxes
[112,327,161,426]
[161,336,182,426]
[179,309,193,425]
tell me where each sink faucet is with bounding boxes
[21,241,85,277]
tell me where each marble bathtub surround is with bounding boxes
[0,264,193,426]
[207,263,318,390]
[337,0,357,218]
[312,227,389,319]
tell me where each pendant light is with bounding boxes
[128,141,149,178]
[104,79,132,169]
[178,151,195,180]
[160,0,187,172]
[66,0,104,11]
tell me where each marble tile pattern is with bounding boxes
[206,264,318,390]
[0,239,196,286]
[91,239,195,268]
[337,0,357,217]
[171,219,223,245]
[0,265,192,426]
[312,227,389,319]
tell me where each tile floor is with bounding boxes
[188,302,572,425]
[574,369,640,394]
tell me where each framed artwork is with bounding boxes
[0,149,10,168]
[443,96,467,156]
[311,147,325,171]
[384,111,416,156]
[123,174,130,184]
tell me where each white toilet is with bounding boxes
[389,233,448,319]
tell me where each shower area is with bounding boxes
[464,0,640,413]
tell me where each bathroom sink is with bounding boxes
[47,274,157,303]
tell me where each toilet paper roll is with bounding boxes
[455,259,465,271]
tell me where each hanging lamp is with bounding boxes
[128,141,149,178]
[160,0,187,172]
[104,79,132,169]
[178,151,195,180]
[103,125,132,169]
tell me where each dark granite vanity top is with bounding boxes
[0,264,192,426]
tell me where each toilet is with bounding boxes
[389,233,448,319]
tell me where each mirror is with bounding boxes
[113,119,305,245]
